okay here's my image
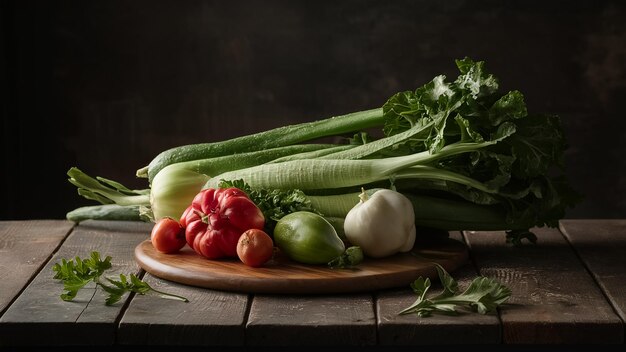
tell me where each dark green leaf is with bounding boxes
[459,276,512,314]
[505,114,566,179]
[104,292,123,306]
[433,264,458,298]
[454,57,499,98]
[129,274,152,294]
[105,276,127,289]
[410,277,431,300]
[328,246,364,269]
[219,179,320,233]
[60,291,79,301]
[488,90,527,125]
[400,264,510,317]
[455,115,484,143]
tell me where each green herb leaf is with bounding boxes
[218,179,320,232]
[399,263,511,317]
[328,246,364,269]
[434,264,458,298]
[52,251,189,305]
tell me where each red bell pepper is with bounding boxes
[180,187,265,259]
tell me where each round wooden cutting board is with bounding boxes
[135,238,468,294]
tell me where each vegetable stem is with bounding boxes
[394,166,496,194]
[318,122,432,160]
[173,144,340,176]
[146,287,190,302]
[141,108,385,182]
[68,167,150,206]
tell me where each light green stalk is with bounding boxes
[139,108,385,182]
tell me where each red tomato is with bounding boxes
[236,229,274,267]
[151,217,186,254]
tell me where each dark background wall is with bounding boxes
[2,0,625,220]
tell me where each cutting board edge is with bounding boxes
[135,239,469,294]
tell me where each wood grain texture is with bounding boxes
[0,220,151,346]
[559,219,626,331]
[246,294,376,346]
[117,273,249,346]
[464,227,623,344]
[0,220,73,315]
[376,232,501,345]
[135,238,468,294]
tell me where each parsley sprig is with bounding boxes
[52,251,189,305]
[399,264,511,317]
[218,178,320,233]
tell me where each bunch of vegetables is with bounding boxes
[67,57,579,256]
[149,183,365,268]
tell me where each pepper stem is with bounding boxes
[192,209,210,224]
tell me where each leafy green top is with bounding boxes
[380,57,580,231]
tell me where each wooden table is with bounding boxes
[1,219,625,350]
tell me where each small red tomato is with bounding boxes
[151,217,186,254]
[236,229,274,267]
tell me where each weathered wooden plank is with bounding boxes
[377,232,501,345]
[117,273,249,346]
[246,294,376,346]
[0,220,151,347]
[559,219,626,331]
[0,220,73,315]
[464,227,623,344]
